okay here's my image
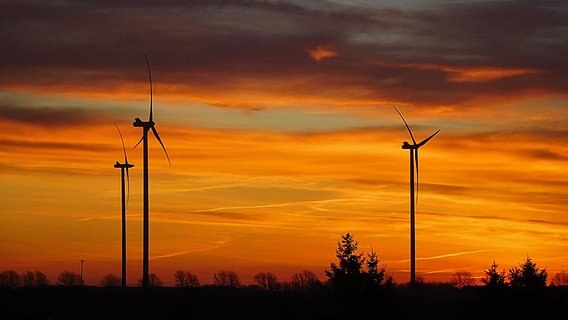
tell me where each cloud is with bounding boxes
[1,0,566,110]
[307,44,338,62]
[0,139,113,152]
[523,149,567,161]
[394,249,491,263]
[0,105,117,127]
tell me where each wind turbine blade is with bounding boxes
[415,149,419,210]
[133,135,144,149]
[126,167,130,207]
[144,55,153,122]
[114,123,128,163]
[151,126,171,167]
[394,107,416,144]
[417,129,440,147]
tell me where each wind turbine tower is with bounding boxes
[114,124,134,289]
[79,259,85,286]
[395,107,440,285]
[133,55,171,288]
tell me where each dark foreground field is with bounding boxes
[1,285,567,320]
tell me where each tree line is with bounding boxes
[0,268,323,290]
[1,233,567,289]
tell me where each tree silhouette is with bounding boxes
[253,272,279,290]
[550,272,568,286]
[0,270,21,288]
[36,271,48,287]
[508,257,547,288]
[365,247,391,288]
[482,261,507,287]
[325,233,365,290]
[291,270,321,291]
[21,271,35,288]
[450,271,476,288]
[57,271,83,286]
[100,274,121,288]
[20,270,48,288]
[325,233,390,291]
[174,270,200,287]
[213,270,240,287]
[137,273,162,287]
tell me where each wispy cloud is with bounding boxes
[0,105,114,127]
[394,249,491,263]
[192,198,354,213]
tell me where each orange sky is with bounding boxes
[1,0,567,286]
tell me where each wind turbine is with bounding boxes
[113,123,134,289]
[395,107,440,285]
[133,55,171,288]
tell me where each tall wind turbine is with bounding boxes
[395,107,440,285]
[113,124,134,289]
[133,55,171,288]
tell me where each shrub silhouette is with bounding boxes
[290,270,321,291]
[57,271,83,287]
[508,257,547,288]
[550,271,568,286]
[137,273,163,287]
[21,270,49,288]
[174,270,200,287]
[100,274,121,287]
[253,272,279,290]
[450,271,476,288]
[0,270,21,288]
[213,270,240,287]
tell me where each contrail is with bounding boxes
[192,198,357,213]
[151,248,212,260]
[393,249,490,263]
[77,214,139,222]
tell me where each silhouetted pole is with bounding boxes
[133,55,170,288]
[134,117,158,289]
[409,149,416,286]
[142,127,149,288]
[114,160,133,289]
[80,259,85,286]
[114,123,134,289]
[395,107,439,287]
[121,167,127,288]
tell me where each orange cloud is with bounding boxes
[445,67,542,82]
[306,45,338,62]
[369,60,542,82]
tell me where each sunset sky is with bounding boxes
[1,0,567,286]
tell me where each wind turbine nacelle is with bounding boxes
[114,162,135,169]
[402,141,415,149]
[133,118,155,128]
[133,118,144,127]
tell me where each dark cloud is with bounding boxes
[0,0,566,108]
[0,105,119,127]
[523,149,567,161]
[0,139,113,152]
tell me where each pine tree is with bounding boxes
[508,257,547,288]
[365,247,387,288]
[325,233,365,290]
[482,261,507,287]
